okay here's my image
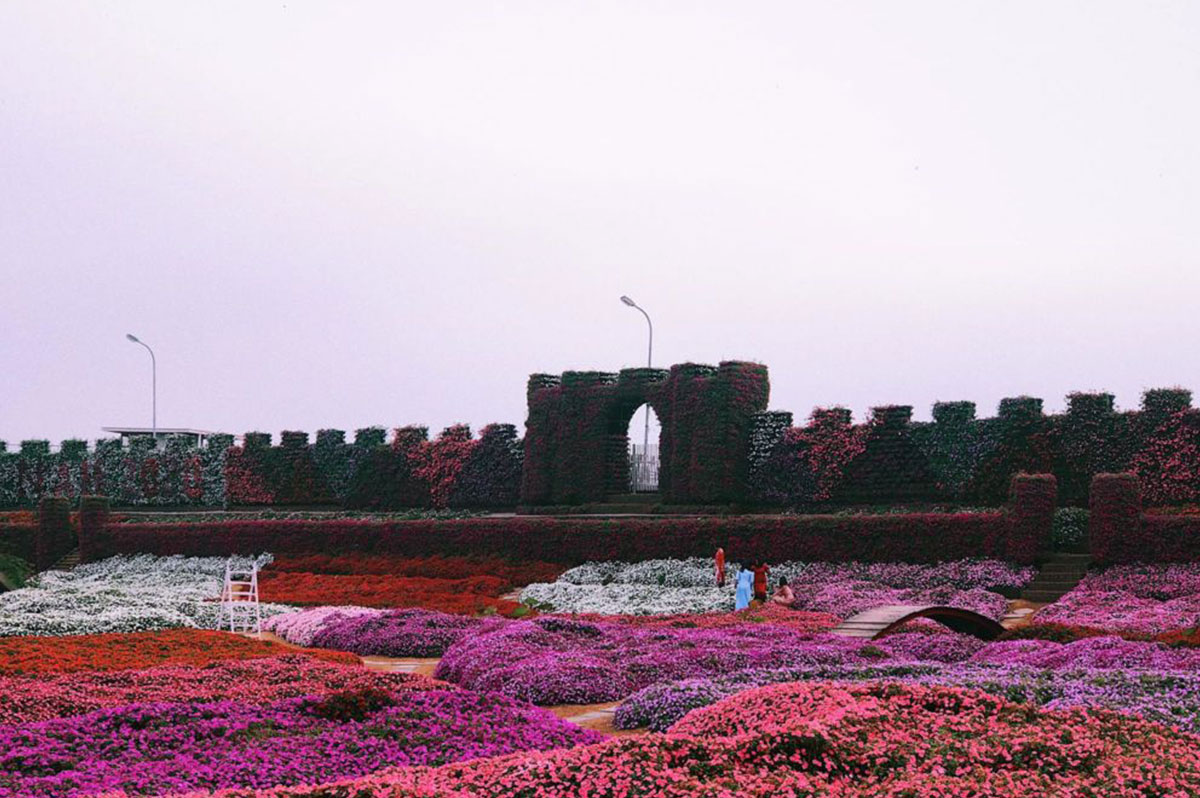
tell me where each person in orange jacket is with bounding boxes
[714,548,726,588]
[752,561,770,603]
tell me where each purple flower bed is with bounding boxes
[1036,564,1200,634]
[434,616,920,705]
[614,660,1200,733]
[778,559,1035,591]
[308,608,492,657]
[969,636,1200,670]
[0,689,599,798]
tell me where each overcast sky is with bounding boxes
[3,2,1198,447]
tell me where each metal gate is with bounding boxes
[629,443,659,492]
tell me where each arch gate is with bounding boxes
[520,361,769,506]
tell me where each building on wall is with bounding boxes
[101,427,218,448]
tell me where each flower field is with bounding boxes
[0,555,293,637]
[2,546,1200,796]
[147,682,1200,798]
[257,555,563,615]
[521,557,1032,617]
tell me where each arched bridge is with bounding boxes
[830,605,1005,641]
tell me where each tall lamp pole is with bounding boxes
[619,296,653,465]
[125,333,157,444]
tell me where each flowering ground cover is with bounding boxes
[264,607,487,656]
[0,554,293,636]
[434,616,915,705]
[0,628,356,675]
[268,553,564,583]
[567,602,840,632]
[310,608,490,657]
[615,659,1200,733]
[0,654,442,724]
[524,557,1031,617]
[0,689,600,798]
[257,554,561,614]
[263,605,383,647]
[174,681,1200,797]
[1036,563,1200,634]
[258,572,518,613]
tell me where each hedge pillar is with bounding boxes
[79,495,111,564]
[35,496,72,571]
[1089,473,1141,565]
[1006,473,1056,563]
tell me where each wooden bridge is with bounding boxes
[830,605,1005,641]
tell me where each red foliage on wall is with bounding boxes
[413,424,477,509]
[1132,409,1200,506]
[224,445,275,505]
[94,476,1049,564]
[1005,473,1057,562]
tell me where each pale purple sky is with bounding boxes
[3,2,1199,447]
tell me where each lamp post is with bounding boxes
[125,333,157,445]
[619,296,653,486]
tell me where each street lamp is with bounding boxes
[619,296,653,484]
[125,333,157,444]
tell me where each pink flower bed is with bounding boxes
[564,603,840,632]
[1037,564,1200,634]
[154,682,1200,797]
[263,606,382,647]
[0,654,444,725]
[969,635,1200,671]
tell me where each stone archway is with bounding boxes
[520,361,769,506]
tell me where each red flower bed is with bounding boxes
[267,554,564,586]
[258,572,521,614]
[0,629,357,676]
[258,555,561,614]
[1158,628,1200,648]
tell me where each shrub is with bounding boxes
[1050,507,1089,550]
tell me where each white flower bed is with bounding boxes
[0,554,294,637]
[520,582,734,616]
[559,557,743,588]
[525,558,1030,618]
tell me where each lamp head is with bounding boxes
[125,334,140,343]
[620,296,636,307]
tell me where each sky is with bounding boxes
[2,1,1199,447]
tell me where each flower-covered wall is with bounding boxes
[520,361,770,505]
[0,424,523,509]
[749,387,1199,508]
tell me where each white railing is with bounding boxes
[629,443,659,492]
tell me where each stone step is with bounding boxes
[1027,577,1084,588]
[1043,553,1091,562]
[1021,590,1071,603]
[1038,562,1090,572]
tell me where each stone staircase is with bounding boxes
[51,548,81,572]
[1020,552,1090,604]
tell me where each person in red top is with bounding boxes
[752,561,770,603]
[714,548,726,588]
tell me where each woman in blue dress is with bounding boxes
[734,566,753,610]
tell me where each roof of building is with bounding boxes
[101,427,218,436]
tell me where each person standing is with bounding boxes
[734,566,753,610]
[715,548,726,588]
[752,561,770,603]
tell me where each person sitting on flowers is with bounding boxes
[771,576,796,608]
